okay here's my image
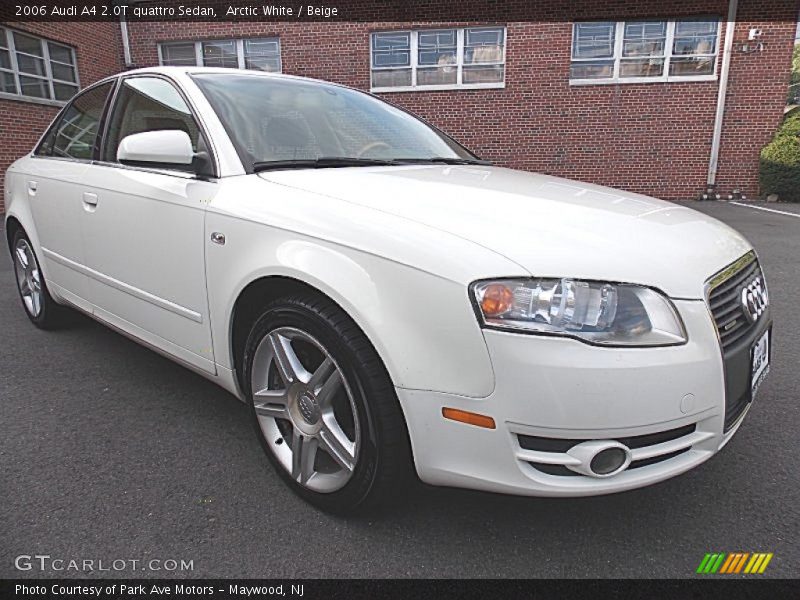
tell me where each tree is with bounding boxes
[787,45,800,104]
[760,109,800,201]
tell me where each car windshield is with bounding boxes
[191,73,481,171]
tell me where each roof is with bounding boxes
[117,65,327,85]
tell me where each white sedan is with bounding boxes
[4,67,772,513]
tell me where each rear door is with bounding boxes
[79,75,218,374]
[25,81,115,309]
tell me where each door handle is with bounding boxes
[82,192,99,207]
[27,181,37,196]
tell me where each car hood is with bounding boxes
[259,165,752,298]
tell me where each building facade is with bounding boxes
[0,21,123,212]
[0,0,797,214]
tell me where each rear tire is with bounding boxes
[11,229,67,330]
[242,293,413,514]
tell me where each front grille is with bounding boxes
[725,387,751,431]
[707,254,762,352]
[706,251,771,432]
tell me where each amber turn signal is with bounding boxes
[442,407,496,429]
[479,283,514,317]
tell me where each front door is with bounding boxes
[26,81,115,309]
[79,76,217,374]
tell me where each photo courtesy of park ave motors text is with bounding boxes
[1,0,799,587]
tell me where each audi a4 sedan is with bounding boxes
[4,67,771,513]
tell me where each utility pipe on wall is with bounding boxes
[119,18,133,67]
[115,0,137,67]
[707,0,738,187]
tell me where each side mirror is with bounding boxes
[117,130,195,166]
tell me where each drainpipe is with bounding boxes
[119,19,133,67]
[707,0,738,188]
[115,0,134,67]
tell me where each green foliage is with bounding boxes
[760,108,800,201]
[788,46,800,104]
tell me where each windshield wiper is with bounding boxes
[392,157,493,166]
[253,156,493,172]
[253,157,401,172]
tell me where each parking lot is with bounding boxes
[1,201,798,579]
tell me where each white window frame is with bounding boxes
[0,26,79,106]
[569,17,722,86]
[370,27,507,93]
[158,38,282,73]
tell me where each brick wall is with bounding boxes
[0,22,123,212]
[125,0,797,201]
[716,4,798,198]
[1,1,795,214]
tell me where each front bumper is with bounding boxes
[397,299,770,497]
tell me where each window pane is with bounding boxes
[18,75,49,98]
[416,66,457,86]
[245,56,281,72]
[572,22,616,59]
[622,21,666,57]
[16,53,47,77]
[244,38,279,56]
[464,28,504,64]
[51,61,76,83]
[202,40,238,68]
[463,65,504,84]
[104,77,200,168]
[13,32,43,56]
[161,43,197,66]
[0,70,17,93]
[673,19,718,55]
[49,82,113,159]
[244,38,280,72]
[371,32,410,68]
[2,31,78,100]
[371,69,411,88]
[53,82,78,101]
[418,29,457,66]
[570,60,614,79]
[48,42,73,64]
[669,56,714,76]
[620,58,664,77]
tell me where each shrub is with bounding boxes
[788,46,800,105]
[759,110,800,202]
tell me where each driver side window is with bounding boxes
[103,76,202,171]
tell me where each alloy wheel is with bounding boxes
[250,326,361,493]
[14,238,43,318]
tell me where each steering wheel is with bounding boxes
[356,141,391,158]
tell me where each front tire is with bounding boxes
[242,293,413,514]
[11,229,66,329]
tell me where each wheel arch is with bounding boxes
[228,274,389,399]
[5,215,23,252]
[4,192,46,274]
[4,208,58,305]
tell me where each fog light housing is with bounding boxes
[590,447,628,475]
[565,440,632,477]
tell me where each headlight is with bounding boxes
[471,278,687,346]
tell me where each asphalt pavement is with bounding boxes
[1,201,798,579]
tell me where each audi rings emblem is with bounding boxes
[741,276,768,324]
